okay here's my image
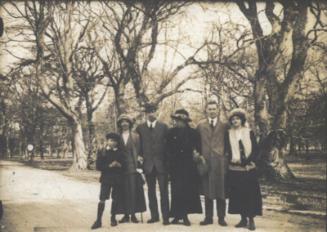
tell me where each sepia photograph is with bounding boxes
[0,0,326,231]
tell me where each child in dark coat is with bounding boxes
[91,132,125,230]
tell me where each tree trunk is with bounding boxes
[235,1,312,181]
[70,121,87,170]
[113,85,127,115]
[86,109,95,169]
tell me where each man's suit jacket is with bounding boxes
[136,121,168,175]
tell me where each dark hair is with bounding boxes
[106,132,121,142]
[171,108,191,123]
[206,100,219,108]
[143,103,157,113]
[229,113,246,126]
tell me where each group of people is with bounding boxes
[91,101,262,231]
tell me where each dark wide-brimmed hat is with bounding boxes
[228,108,247,124]
[106,132,121,142]
[171,108,192,122]
[143,103,158,113]
[117,114,134,126]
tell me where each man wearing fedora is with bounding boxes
[135,103,170,225]
[196,100,228,226]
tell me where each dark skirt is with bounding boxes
[169,162,202,217]
[117,173,146,215]
[227,169,262,217]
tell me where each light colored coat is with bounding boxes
[197,118,228,200]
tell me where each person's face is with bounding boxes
[231,116,242,128]
[175,119,186,128]
[107,138,118,148]
[207,103,218,119]
[120,120,130,131]
[146,111,157,122]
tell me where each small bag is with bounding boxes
[193,150,209,176]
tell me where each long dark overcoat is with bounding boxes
[196,119,228,200]
[166,126,202,217]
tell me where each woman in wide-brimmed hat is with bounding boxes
[116,114,146,224]
[224,108,262,231]
[166,109,202,226]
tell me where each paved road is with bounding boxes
[0,160,325,232]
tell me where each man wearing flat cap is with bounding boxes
[136,103,170,225]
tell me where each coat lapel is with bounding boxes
[203,119,222,140]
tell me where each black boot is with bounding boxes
[131,214,139,223]
[218,217,227,226]
[182,215,191,226]
[119,214,130,223]
[248,217,256,231]
[91,220,101,230]
[171,217,179,224]
[111,215,118,227]
[91,202,105,229]
[235,215,247,228]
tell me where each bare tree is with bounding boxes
[73,46,108,166]
[2,1,97,169]
[233,0,327,179]
[93,1,205,114]
[196,21,256,118]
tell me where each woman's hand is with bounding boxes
[137,156,144,164]
[193,150,201,162]
[245,161,256,171]
[109,161,122,168]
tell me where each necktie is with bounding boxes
[210,119,214,129]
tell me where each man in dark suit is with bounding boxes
[136,103,170,225]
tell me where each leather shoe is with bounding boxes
[183,217,191,226]
[248,218,256,231]
[147,218,159,223]
[91,220,101,229]
[111,218,117,227]
[218,218,227,226]
[171,218,179,224]
[119,215,130,223]
[163,218,170,225]
[131,215,139,223]
[235,219,247,228]
[200,217,213,225]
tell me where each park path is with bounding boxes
[0,160,325,232]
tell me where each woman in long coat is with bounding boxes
[225,108,262,231]
[166,109,202,226]
[117,114,146,223]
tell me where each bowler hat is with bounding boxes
[171,108,192,122]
